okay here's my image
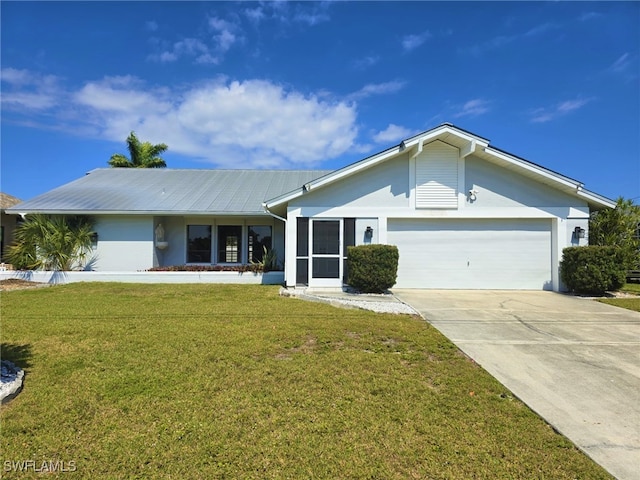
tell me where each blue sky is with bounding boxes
[2,1,638,202]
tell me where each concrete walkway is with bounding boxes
[392,290,640,480]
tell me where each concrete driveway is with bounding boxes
[393,290,640,480]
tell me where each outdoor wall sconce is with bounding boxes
[573,226,585,239]
[90,232,99,247]
[365,226,374,239]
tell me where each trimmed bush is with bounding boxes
[560,246,626,295]
[347,244,399,293]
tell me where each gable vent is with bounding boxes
[415,141,459,209]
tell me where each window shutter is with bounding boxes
[416,141,459,209]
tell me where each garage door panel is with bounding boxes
[388,219,551,289]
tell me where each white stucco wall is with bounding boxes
[464,155,588,210]
[93,216,154,271]
[92,215,284,271]
[293,154,410,210]
[283,140,593,290]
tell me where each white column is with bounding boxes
[551,217,566,292]
[285,207,298,288]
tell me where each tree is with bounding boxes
[108,131,168,168]
[589,197,640,270]
[5,215,95,271]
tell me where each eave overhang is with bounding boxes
[4,208,272,217]
[264,122,616,212]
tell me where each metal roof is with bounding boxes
[8,169,332,215]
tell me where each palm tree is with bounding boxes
[108,131,168,168]
[5,214,95,271]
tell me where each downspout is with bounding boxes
[262,202,287,224]
[262,202,288,284]
[410,137,425,160]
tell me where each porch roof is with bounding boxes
[7,168,331,216]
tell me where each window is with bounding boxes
[248,226,272,263]
[187,225,211,263]
[218,226,242,263]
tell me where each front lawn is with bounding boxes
[597,283,640,312]
[1,284,611,479]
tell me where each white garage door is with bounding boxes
[388,219,552,289]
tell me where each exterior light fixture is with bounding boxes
[573,226,585,239]
[90,232,99,247]
[365,226,374,239]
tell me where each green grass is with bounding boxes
[597,283,640,312]
[1,283,612,479]
[620,282,640,295]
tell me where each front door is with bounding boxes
[310,219,342,287]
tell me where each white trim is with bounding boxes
[308,218,343,288]
[458,153,466,209]
[483,147,579,189]
[293,205,583,219]
[265,123,613,211]
[551,217,565,292]
[0,270,285,285]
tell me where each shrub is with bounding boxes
[347,244,399,293]
[560,246,626,295]
[5,214,94,271]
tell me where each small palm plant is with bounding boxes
[251,246,280,272]
[5,215,95,271]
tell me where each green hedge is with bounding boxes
[560,246,626,295]
[347,244,399,293]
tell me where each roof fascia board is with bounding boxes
[4,209,271,216]
[575,189,616,209]
[401,123,490,148]
[483,146,580,189]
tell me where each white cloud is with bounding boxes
[348,80,407,101]
[402,31,431,51]
[242,2,331,26]
[294,11,330,26]
[208,16,241,52]
[148,16,242,65]
[465,22,557,56]
[7,70,360,168]
[530,97,594,123]
[609,53,631,73]
[578,12,602,22]
[353,55,379,70]
[1,69,61,110]
[524,22,557,37]
[372,124,413,144]
[453,98,491,118]
[173,80,357,163]
[150,37,219,64]
[244,7,265,23]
